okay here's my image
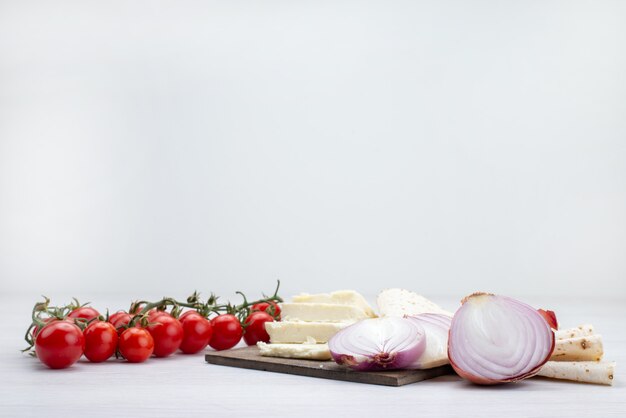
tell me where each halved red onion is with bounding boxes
[405,313,452,369]
[328,317,426,371]
[448,293,555,385]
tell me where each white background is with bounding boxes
[1,0,625,303]
[1,4,625,417]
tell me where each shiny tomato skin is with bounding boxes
[108,311,128,325]
[243,311,274,346]
[251,301,281,320]
[83,321,118,363]
[146,314,184,357]
[179,310,200,322]
[32,317,58,338]
[110,312,133,334]
[209,314,243,351]
[118,328,154,363]
[35,321,85,369]
[68,306,100,322]
[148,309,173,322]
[179,312,213,354]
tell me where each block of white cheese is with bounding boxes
[377,288,453,317]
[281,303,369,323]
[265,321,350,343]
[257,342,331,360]
[292,290,376,318]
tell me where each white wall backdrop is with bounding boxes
[1,0,625,300]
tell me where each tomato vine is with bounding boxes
[23,280,283,353]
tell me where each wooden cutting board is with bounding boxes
[205,346,453,387]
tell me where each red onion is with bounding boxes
[448,292,555,385]
[405,313,452,369]
[328,317,426,371]
[538,308,558,329]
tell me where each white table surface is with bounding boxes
[1,294,624,418]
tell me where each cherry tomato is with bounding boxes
[209,314,243,351]
[32,317,58,338]
[179,310,200,322]
[146,313,183,357]
[68,306,100,322]
[108,311,128,325]
[83,321,118,363]
[110,312,133,334]
[118,327,154,363]
[35,321,85,369]
[251,301,281,320]
[179,312,213,354]
[243,311,274,346]
[147,309,166,321]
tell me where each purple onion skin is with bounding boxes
[330,345,424,372]
[328,318,426,371]
[448,292,555,385]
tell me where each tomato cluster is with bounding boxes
[25,285,283,370]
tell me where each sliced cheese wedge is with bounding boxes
[281,303,369,323]
[377,288,452,317]
[265,321,350,343]
[292,290,376,318]
[257,342,331,360]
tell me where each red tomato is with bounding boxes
[146,313,183,357]
[110,312,140,335]
[179,310,200,322]
[35,321,85,369]
[68,306,100,322]
[108,311,128,325]
[32,317,58,338]
[251,301,281,320]
[209,314,243,351]
[179,312,213,354]
[83,321,118,363]
[243,311,274,346]
[148,309,167,321]
[118,328,154,363]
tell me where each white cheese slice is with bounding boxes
[292,290,376,318]
[265,321,350,343]
[280,303,369,322]
[257,342,331,360]
[377,288,453,317]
